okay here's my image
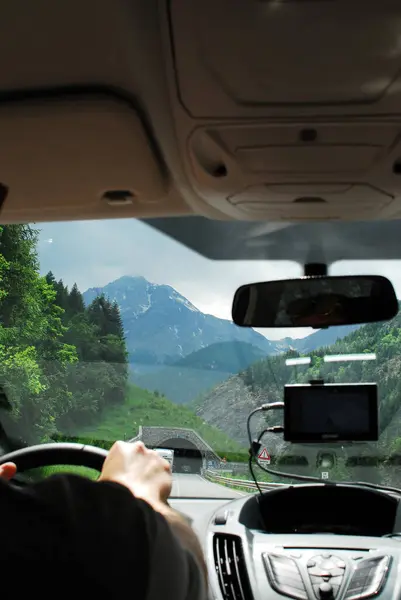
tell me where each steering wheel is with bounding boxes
[0,442,108,473]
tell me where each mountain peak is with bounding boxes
[83,276,274,363]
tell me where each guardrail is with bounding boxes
[204,469,284,491]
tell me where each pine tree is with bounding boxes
[68,283,85,316]
[54,280,69,315]
[45,271,57,288]
[87,295,111,337]
[110,301,125,339]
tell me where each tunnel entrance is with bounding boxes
[159,437,203,474]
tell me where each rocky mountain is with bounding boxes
[83,276,277,367]
[135,341,267,404]
[193,375,286,454]
[83,276,367,404]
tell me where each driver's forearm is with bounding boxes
[152,502,208,585]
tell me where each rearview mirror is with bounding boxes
[232,275,398,328]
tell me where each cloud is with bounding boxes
[37,219,401,341]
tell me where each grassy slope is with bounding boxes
[24,385,246,481]
[77,384,245,457]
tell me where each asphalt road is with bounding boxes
[171,473,246,499]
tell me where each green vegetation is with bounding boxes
[0,224,247,479]
[0,224,128,452]
[238,311,401,436]
[77,384,245,457]
[26,464,99,481]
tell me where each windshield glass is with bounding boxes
[1,219,401,497]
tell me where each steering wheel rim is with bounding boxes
[0,442,108,472]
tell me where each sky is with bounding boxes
[36,218,401,341]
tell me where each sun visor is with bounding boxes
[0,94,173,223]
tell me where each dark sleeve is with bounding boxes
[143,501,207,600]
[2,474,206,599]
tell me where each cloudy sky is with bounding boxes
[37,219,401,341]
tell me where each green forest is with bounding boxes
[0,224,242,461]
[0,224,128,449]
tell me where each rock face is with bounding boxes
[194,375,286,455]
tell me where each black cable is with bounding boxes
[257,427,284,444]
[246,406,264,453]
[246,407,265,494]
[248,453,263,496]
[247,404,334,484]
[247,405,401,493]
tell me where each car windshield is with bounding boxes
[1,219,401,497]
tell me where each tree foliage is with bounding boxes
[0,225,128,446]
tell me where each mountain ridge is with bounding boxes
[83,276,278,366]
[82,276,367,403]
[135,340,267,403]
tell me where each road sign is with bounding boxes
[258,448,271,464]
[321,472,329,479]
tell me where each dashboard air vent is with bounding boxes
[345,555,391,600]
[213,533,253,600]
[263,553,308,600]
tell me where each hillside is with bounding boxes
[74,384,245,457]
[193,375,287,451]
[195,312,401,450]
[136,341,266,403]
[282,324,361,353]
[83,276,276,368]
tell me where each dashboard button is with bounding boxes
[330,576,344,586]
[319,582,333,597]
[334,559,346,569]
[214,511,228,525]
[309,567,331,577]
[329,568,346,577]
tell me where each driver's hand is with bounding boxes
[0,462,16,480]
[98,441,172,507]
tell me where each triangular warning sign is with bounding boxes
[258,448,271,462]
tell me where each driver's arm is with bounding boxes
[139,496,207,600]
[0,443,207,600]
[35,474,207,600]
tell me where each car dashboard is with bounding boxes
[170,483,401,600]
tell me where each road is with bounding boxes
[171,473,246,499]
